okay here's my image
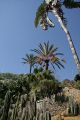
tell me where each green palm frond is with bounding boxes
[22,54,36,65]
[63,0,80,8]
[32,48,44,56]
[55,62,61,69]
[57,61,65,68]
[34,2,46,27]
[54,53,64,56]
[51,63,56,70]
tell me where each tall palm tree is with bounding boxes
[34,0,80,73]
[32,41,65,70]
[22,54,36,73]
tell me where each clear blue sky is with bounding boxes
[0,0,80,80]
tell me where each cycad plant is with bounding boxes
[22,54,36,73]
[34,0,80,73]
[32,41,65,70]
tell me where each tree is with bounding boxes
[74,74,80,82]
[32,41,65,70]
[34,0,80,73]
[22,54,36,73]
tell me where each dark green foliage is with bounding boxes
[35,79,62,99]
[75,81,80,90]
[34,0,67,29]
[2,91,11,120]
[34,2,46,27]
[34,0,80,30]
[74,74,80,89]
[55,94,67,103]
[74,74,80,82]
[33,68,55,80]
[63,0,80,8]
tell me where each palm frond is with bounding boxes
[63,0,80,8]
[57,61,65,68]
[55,62,61,69]
[32,48,44,56]
[51,63,56,70]
[22,61,27,64]
[39,43,44,52]
[34,2,46,27]
[22,58,28,62]
[51,47,58,53]
[54,53,64,56]
[49,44,54,52]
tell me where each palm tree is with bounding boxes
[34,0,80,73]
[22,54,36,73]
[32,41,65,70]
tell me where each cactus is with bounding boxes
[2,90,11,120]
[68,96,80,116]
[46,111,51,120]
[2,91,51,120]
[11,94,20,120]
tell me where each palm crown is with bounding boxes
[22,54,36,73]
[34,0,80,30]
[32,41,65,70]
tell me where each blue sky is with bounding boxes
[0,0,80,80]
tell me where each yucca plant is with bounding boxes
[34,0,80,73]
[32,41,65,70]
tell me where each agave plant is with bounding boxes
[34,0,80,73]
[22,54,36,73]
[32,41,65,70]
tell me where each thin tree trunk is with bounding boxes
[30,65,32,74]
[45,61,49,70]
[52,8,80,73]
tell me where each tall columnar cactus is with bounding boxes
[2,92,51,120]
[2,91,11,120]
[68,96,80,116]
[11,94,20,120]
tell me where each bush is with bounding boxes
[74,74,80,82]
[35,79,62,99]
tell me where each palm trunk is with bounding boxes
[30,65,32,74]
[52,8,80,73]
[45,61,49,70]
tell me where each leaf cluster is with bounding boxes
[63,0,80,8]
